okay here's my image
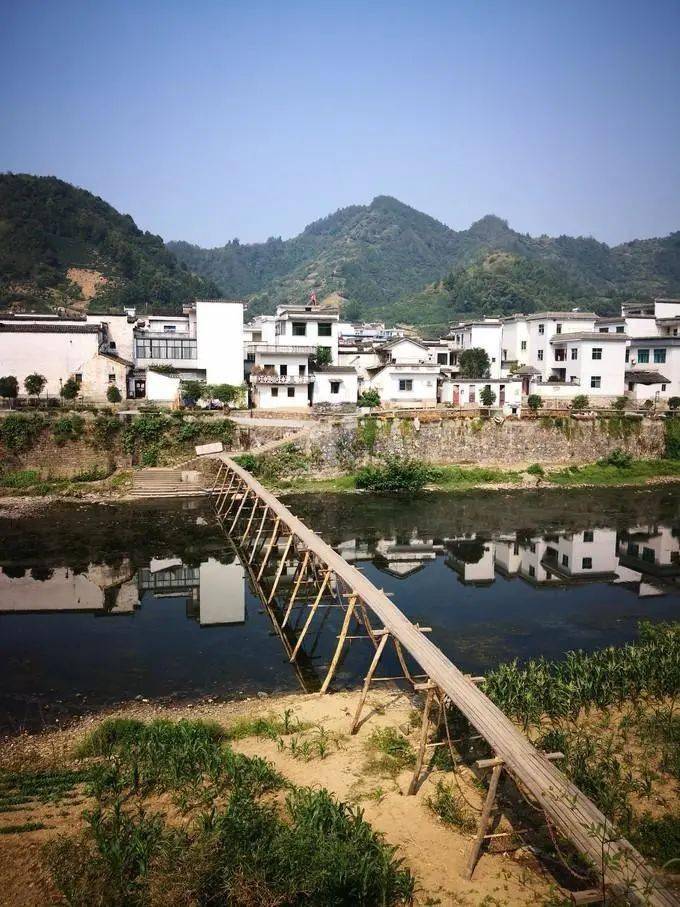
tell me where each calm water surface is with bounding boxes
[1,486,679,732]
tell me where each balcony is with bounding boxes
[250,373,311,385]
[134,330,196,340]
[249,343,314,354]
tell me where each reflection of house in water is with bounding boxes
[445,537,495,585]
[374,537,437,577]
[138,557,245,626]
[0,559,138,614]
[333,523,680,599]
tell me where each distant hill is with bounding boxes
[3,174,679,325]
[0,174,219,313]
[170,202,680,326]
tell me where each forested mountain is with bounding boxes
[0,174,219,313]
[171,202,680,326]
[2,173,679,325]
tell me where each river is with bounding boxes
[1,485,679,733]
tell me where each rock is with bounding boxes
[257,691,269,699]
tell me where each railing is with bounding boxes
[250,374,311,385]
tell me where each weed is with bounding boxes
[365,726,416,777]
[0,821,46,834]
[426,780,477,833]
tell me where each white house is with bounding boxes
[440,376,522,413]
[0,318,132,401]
[375,337,431,365]
[544,332,627,400]
[272,304,340,362]
[312,366,358,406]
[366,362,440,408]
[446,319,504,379]
[626,337,680,400]
[500,316,530,370]
[525,312,597,381]
[249,344,312,410]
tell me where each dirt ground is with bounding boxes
[0,688,563,907]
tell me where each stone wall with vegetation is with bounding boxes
[311,413,666,469]
[0,411,290,479]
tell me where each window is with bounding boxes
[528,565,536,578]
[108,373,116,383]
[502,349,507,360]
[599,327,609,333]
[616,326,624,333]
[638,349,649,363]
[399,379,413,392]
[271,387,279,397]
[654,349,667,364]
[529,542,536,553]
[571,348,578,360]
[287,387,295,398]
[583,530,594,542]
[279,364,288,377]
[626,349,630,362]
[662,384,667,391]
[627,542,639,556]
[330,381,340,394]
[437,353,447,364]
[591,376,601,388]
[556,324,562,334]
[521,340,527,351]
[469,386,475,403]
[298,364,306,376]
[562,554,569,567]
[642,546,655,564]
[538,324,545,335]
[135,338,197,360]
[317,322,332,337]
[75,374,82,384]
[292,322,307,336]
[582,557,592,569]
[109,341,116,350]
[252,331,262,342]
[592,348,602,360]
[537,350,544,361]
[163,325,177,333]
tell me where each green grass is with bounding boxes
[546,458,680,486]
[0,821,46,834]
[364,727,416,778]
[426,780,477,833]
[0,769,88,810]
[46,715,414,906]
[224,710,309,741]
[429,465,523,488]
[630,814,680,868]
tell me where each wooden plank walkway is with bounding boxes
[208,453,677,906]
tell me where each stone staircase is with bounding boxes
[130,467,207,499]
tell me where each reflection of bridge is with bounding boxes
[204,452,676,906]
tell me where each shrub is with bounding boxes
[0,413,45,452]
[141,444,160,466]
[60,377,80,400]
[106,385,122,403]
[479,385,496,407]
[598,448,633,469]
[668,397,680,411]
[92,414,121,446]
[664,418,680,458]
[234,453,258,473]
[311,346,333,368]
[571,394,589,411]
[53,415,85,445]
[612,396,628,411]
[527,394,543,412]
[458,347,490,379]
[358,388,381,408]
[526,463,544,476]
[180,379,206,407]
[356,456,433,492]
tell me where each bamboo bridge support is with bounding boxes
[202,455,677,907]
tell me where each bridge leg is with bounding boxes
[210,461,224,493]
[219,477,244,519]
[350,630,390,734]
[408,683,438,795]
[256,518,281,581]
[319,594,357,694]
[241,496,261,541]
[216,471,238,514]
[281,549,310,627]
[228,488,251,534]
[248,505,270,564]
[463,761,504,880]
[267,534,295,604]
[289,569,331,662]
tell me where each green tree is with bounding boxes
[205,383,242,407]
[458,348,490,379]
[571,394,589,411]
[24,373,47,399]
[358,388,381,408]
[60,377,80,401]
[311,346,333,369]
[0,375,20,407]
[667,397,680,411]
[181,379,206,407]
[344,299,363,321]
[527,394,543,412]
[480,385,496,407]
[106,385,122,403]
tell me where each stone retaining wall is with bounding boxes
[308,414,665,468]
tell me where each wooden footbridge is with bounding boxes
[204,451,677,906]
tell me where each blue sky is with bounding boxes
[2,0,679,247]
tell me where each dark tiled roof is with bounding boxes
[100,351,134,367]
[549,331,628,342]
[625,370,670,385]
[0,323,100,334]
[315,366,357,373]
